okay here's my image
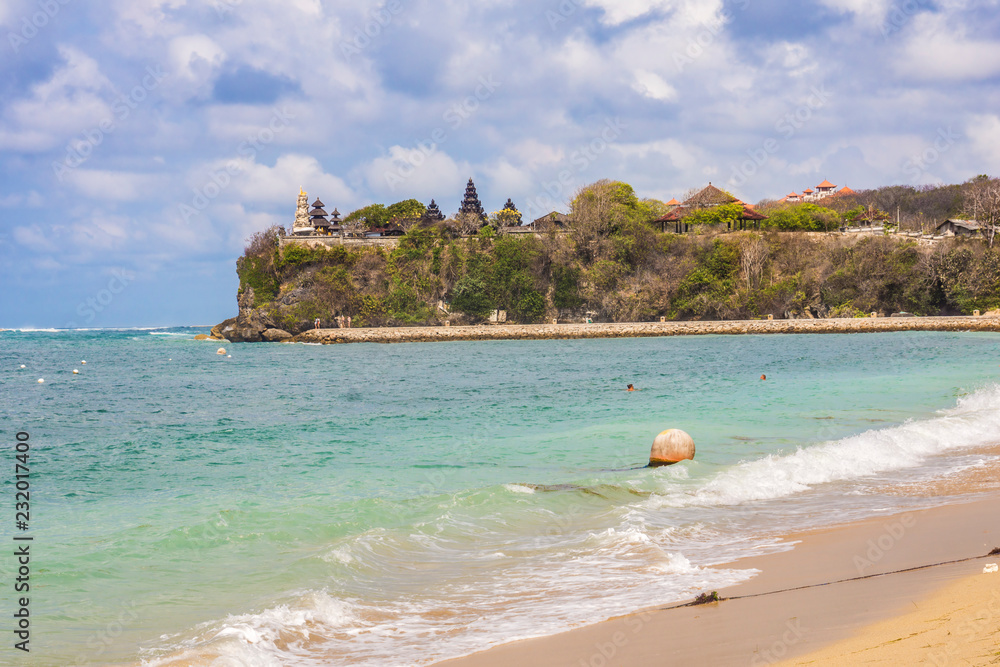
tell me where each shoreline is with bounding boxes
[433,492,1000,667]
[289,315,1000,345]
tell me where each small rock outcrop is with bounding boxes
[262,328,294,342]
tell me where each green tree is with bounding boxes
[345,204,388,229]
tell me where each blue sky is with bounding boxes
[2,0,1000,328]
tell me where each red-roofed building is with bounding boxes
[655,183,766,233]
[781,180,852,203]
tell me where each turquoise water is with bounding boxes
[2,329,1000,666]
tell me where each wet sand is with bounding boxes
[434,493,1000,667]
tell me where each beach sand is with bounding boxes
[434,493,1000,667]
[777,571,1000,666]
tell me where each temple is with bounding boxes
[292,188,312,235]
[459,178,486,221]
[309,198,333,235]
[423,199,445,222]
[501,198,523,226]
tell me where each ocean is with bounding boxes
[2,328,999,666]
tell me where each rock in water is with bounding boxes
[262,328,293,342]
[649,429,695,467]
[194,334,210,340]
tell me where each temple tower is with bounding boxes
[501,198,522,226]
[459,178,486,221]
[293,188,311,234]
[423,199,445,222]
[309,198,331,235]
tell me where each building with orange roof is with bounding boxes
[781,180,852,203]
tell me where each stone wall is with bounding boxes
[291,315,1000,345]
[279,236,401,249]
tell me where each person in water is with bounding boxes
[627,384,635,391]
[760,374,766,380]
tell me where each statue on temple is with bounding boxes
[293,188,311,235]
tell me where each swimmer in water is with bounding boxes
[760,374,766,380]
[627,384,635,391]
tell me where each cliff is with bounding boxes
[214,226,1000,343]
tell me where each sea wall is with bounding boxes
[293,315,1000,345]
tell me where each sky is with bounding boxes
[2,0,1000,328]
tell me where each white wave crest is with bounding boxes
[653,384,1000,508]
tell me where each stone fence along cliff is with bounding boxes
[285,316,1000,345]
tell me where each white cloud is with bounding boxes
[65,170,167,201]
[632,70,677,101]
[894,14,1000,81]
[167,33,227,95]
[966,114,1000,174]
[363,147,467,203]
[233,154,355,207]
[0,46,115,152]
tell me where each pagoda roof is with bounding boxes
[802,188,814,194]
[683,183,740,208]
[666,198,680,206]
[839,186,855,195]
[656,203,766,222]
[311,198,325,208]
[309,207,328,217]
[816,180,835,188]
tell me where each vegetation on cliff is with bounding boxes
[230,178,1000,335]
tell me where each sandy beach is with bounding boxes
[435,493,1000,667]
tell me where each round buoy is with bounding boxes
[227,355,232,358]
[217,348,226,355]
[73,369,79,374]
[37,378,45,384]
[649,429,695,467]
[81,360,87,365]
[20,365,26,369]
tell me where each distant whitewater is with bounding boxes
[2,327,998,666]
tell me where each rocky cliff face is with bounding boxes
[211,287,280,342]
[212,283,329,342]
